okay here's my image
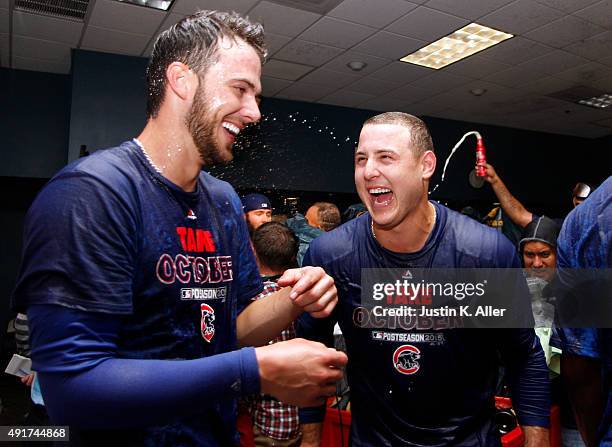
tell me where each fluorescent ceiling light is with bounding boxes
[116,0,173,11]
[578,93,612,109]
[400,23,513,70]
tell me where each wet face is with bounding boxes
[246,209,272,233]
[354,123,434,230]
[305,206,320,229]
[523,241,557,282]
[187,37,262,165]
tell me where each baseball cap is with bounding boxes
[519,216,560,252]
[572,182,592,200]
[241,193,271,213]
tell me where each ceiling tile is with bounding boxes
[478,36,553,64]
[589,76,612,91]
[345,76,401,95]
[352,31,426,59]
[262,58,314,80]
[0,33,8,67]
[386,6,469,41]
[171,0,259,15]
[81,26,150,56]
[299,67,361,88]
[482,64,550,87]
[0,8,7,34]
[519,76,575,95]
[89,0,166,35]
[409,70,472,94]
[564,31,612,62]
[248,1,320,37]
[369,61,431,83]
[533,0,600,13]
[13,11,83,46]
[328,0,419,28]
[400,101,449,117]
[359,95,412,112]
[0,0,7,8]
[143,13,185,57]
[424,0,516,20]
[318,88,377,108]
[12,34,71,61]
[385,84,432,102]
[12,55,71,73]
[274,39,343,67]
[524,15,605,48]
[480,0,564,34]
[442,55,512,78]
[265,33,292,57]
[573,0,612,29]
[275,80,338,101]
[261,76,293,96]
[553,62,612,85]
[298,17,376,49]
[322,50,391,76]
[518,50,588,77]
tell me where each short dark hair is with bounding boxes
[252,222,298,271]
[312,202,341,232]
[363,112,434,157]
[145,10,266,118]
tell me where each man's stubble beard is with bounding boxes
[186,82,233,166]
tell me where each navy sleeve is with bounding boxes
[12,174,137,314]
[498,329,551,427]
[29,304,260,428]
[297,247,337,424]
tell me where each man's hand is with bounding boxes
[522,426,549,447]
[256,338,348,407]
[277,266,337,318]
[477,162,498,185]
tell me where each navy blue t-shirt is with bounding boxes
[12,140,263,445]
[298,202,549,446]
[550,176,611,445]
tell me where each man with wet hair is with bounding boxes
[298,112,550,446]
[305,202,341,232]
[12,10,346,446]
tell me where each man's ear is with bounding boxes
[165,62,197,101]
[421,150,436,180]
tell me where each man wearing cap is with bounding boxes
[520,216,560,284]
[243,193,273,234]
[479,162,592,228]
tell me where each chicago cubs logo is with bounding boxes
[393,345,421,375]
[200,303,216,342]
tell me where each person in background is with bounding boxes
[305,202,341,233]
[246,222,302,446]
[242,193,273,234]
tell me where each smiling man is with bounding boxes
[11,10,346,446]
[298,112,551,446]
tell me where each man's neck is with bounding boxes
[137,117,202,192]
[258,265,284,277]
[373,199,436,253]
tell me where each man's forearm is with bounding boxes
[300,422,323,447]
[489,177,533,227]
[522,426,549,447]
[237,287,302,347]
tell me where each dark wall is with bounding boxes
[0,68,70,178]
[68,50,148,161]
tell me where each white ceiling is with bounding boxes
[1,0,611,138]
